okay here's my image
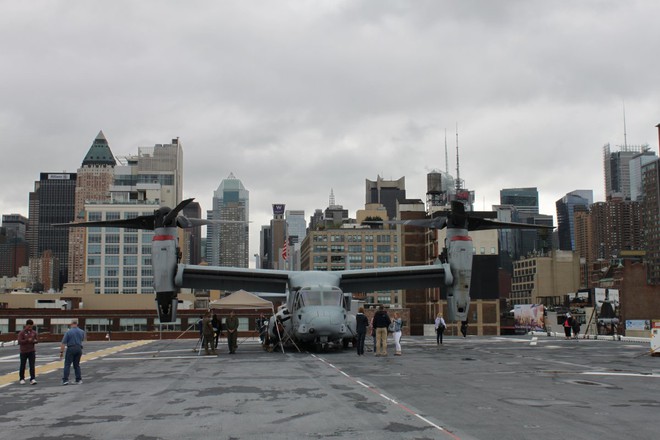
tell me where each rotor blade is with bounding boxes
[185,218,251,227]
[52,215,156,230]
[467,218,554,231]
[363,217,448,229]
[163,198,195,225]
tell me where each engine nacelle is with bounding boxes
[152,226,179,322]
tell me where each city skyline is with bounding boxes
[2,2,660,264]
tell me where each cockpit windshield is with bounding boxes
[299,288,343,307]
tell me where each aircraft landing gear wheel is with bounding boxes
[342,339,349,349]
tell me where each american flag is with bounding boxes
[281,238,289,261]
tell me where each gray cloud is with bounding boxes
[1,1,659,262]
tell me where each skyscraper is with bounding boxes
[0,214,28,278]
[641,157,660,284]
[499,187,542,260]
[182,201,202,265]
[500,188,539,216]
[556,190,593,251]
[28,172,77,289]
[206,173,249,267]
[603,143,650,200]
[69,131,116,284]
[366,176,406,220]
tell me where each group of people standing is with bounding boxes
[200,310,240,355]
[562,313,581,339]
[17,318,86,386]
[354,305,404,356]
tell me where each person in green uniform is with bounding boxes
[225,310,239,354]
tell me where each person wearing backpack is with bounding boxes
[372,305,391,356]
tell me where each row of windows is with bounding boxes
[88,211,151,221]
[88,245,151,255]
[87,256,152,266]
[312,234,397,243]
[88,278,153,288]
[312,245,398,253]
[88,233,150,244]
[313,254,398,264]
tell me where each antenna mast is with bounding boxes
[622,100,628,149]
[455,123,462,191]
[444,128,449,175]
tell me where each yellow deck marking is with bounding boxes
[0,340,154,387]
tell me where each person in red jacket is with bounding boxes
[18,319,38,385]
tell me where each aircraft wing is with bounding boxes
[175,264,290,293]
[338,264,446,293]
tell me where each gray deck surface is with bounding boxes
[1,335,658,439]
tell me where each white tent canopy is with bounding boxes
[209,289,274,311]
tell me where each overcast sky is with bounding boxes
[2,1,659,263]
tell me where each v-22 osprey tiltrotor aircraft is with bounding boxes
[56,198,551,348]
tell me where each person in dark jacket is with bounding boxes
[572,317,581,339]
[211,313,221,349]
[225,310,239,354]
[202,312,216,355]
[563,313,573,339]
[18,319,38,385]
[355,307,369,356]
[372,305,391,356]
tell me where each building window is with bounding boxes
[120,318,147,332]
[85,318,111,333]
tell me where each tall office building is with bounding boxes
[603,143,650,200]
[590,198,643,260]
[206,173,249,267]
[0,214,28,278]
[629,149,657,202]
[27,172,77,289]
[366,176,406,220]
[500,188,539,216]
[641,157,660,284]
[82,204,155,294]
[182,201,202,265]
[69,131,116,283]
[269,204,287,270]
[556,190,593,251]
[259,225,272,269]
[111,138,183,206]
[285,209,306,270]
[285,210,306,245]
[2,214,28,240]
[499,188,543,260]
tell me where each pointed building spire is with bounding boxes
[329,188,336,207]
[82,130,116,167]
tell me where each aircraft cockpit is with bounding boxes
[296,287,343,308]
